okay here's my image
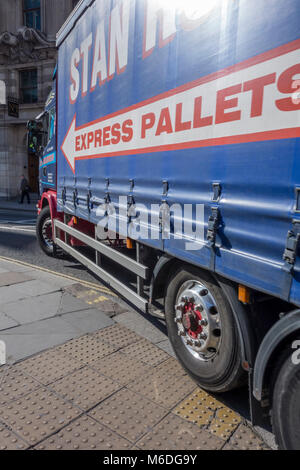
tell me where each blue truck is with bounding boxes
[30,0,300,449]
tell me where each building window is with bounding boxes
[20,69,38,104]
[23,0,41,30]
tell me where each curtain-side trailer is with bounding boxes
[30,0,300,449]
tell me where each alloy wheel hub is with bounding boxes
[174,281,221,360]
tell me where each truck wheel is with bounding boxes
[164,266,245,392]
[36,206,55,257]
[272,352,300,449]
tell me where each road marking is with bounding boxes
[0,255,116,296]
[0,225,35,233]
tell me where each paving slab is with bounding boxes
[34,415,132,450]
[155,339,176,358]
[57,335,118,365]
[0,312,19,330]
[0,272,34,287]
[0,422,30,450]
[0,388,82,446]
[50,366,122,411]
[62,308,114,333]
[136,413,224,450]
[14,347,84,385]
[223,424,270,450]
[0,317,83,363]
[13,279,61,297]
[120,338,170,367]
[88,388,168,444]
[92,323,142,349]
[58,293,95,315]
[0,366,41,405]
[90,351,152,385]
[0,284,32,304]
[128,358,197,410]
[114,311,167,343]
[1,291,63,325]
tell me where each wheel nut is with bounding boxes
[181,296,188,303]
[178,330,186,337]
[188,297,195,303]
[200,319,208,326]
[196,305,204,312]
[174,317,182,323]
[200,333,207,340]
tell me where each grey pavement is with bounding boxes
[0,257,170,365]
[0,257,276,450]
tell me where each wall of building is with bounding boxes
[0,0,77,198]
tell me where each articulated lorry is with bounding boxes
[29,0,300,449]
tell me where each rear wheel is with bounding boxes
[164,266,245,392]
[272,351,300,449]
[36,206,55,256]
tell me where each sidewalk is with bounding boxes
[0,258,270,450]
[0,195,38,213]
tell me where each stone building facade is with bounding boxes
[0,0,80,198]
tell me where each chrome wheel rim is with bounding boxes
[174,280,222,361]
[41,218,53,249]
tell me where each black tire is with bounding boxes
[36,206,55,257]
[164,265,246,393]
[272,350,300,449]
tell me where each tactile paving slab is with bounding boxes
[223,424,269,450]
[88,388,168,443]
[136,414,223,450]
[209,407,241,440]
[92,324,142,349]
[128,358,197,409]
[0,388,82,445]
[120,338,170,366]
[0,422,29,450]
[35,415,131,450]
[57,335,117,365]
[50,366,121,411]
[0,366,41,405]
[14,348,83,386]
[90,352,152,386]
[173,389,225,427]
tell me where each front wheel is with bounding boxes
[164,266,246,393]
[36,206,55,257]
[272,351,300,449]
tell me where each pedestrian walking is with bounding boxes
[19,175,31,204]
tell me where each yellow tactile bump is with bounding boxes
[173,389,225,427]
[90,351,152,386]
[0,388,82,446]
[0,422,29,450]
[209,407,241,440]
[120,338,170,367]
[13,348,83,386]
[35,415,131,450]
[50,366,122,411]
[57,334,118,365]
[88,388,168,443]
[223,424,269,450]
[127,358,197,409]
[0,366,41,405]
[92,324,142,349]
[136,414,223,450]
